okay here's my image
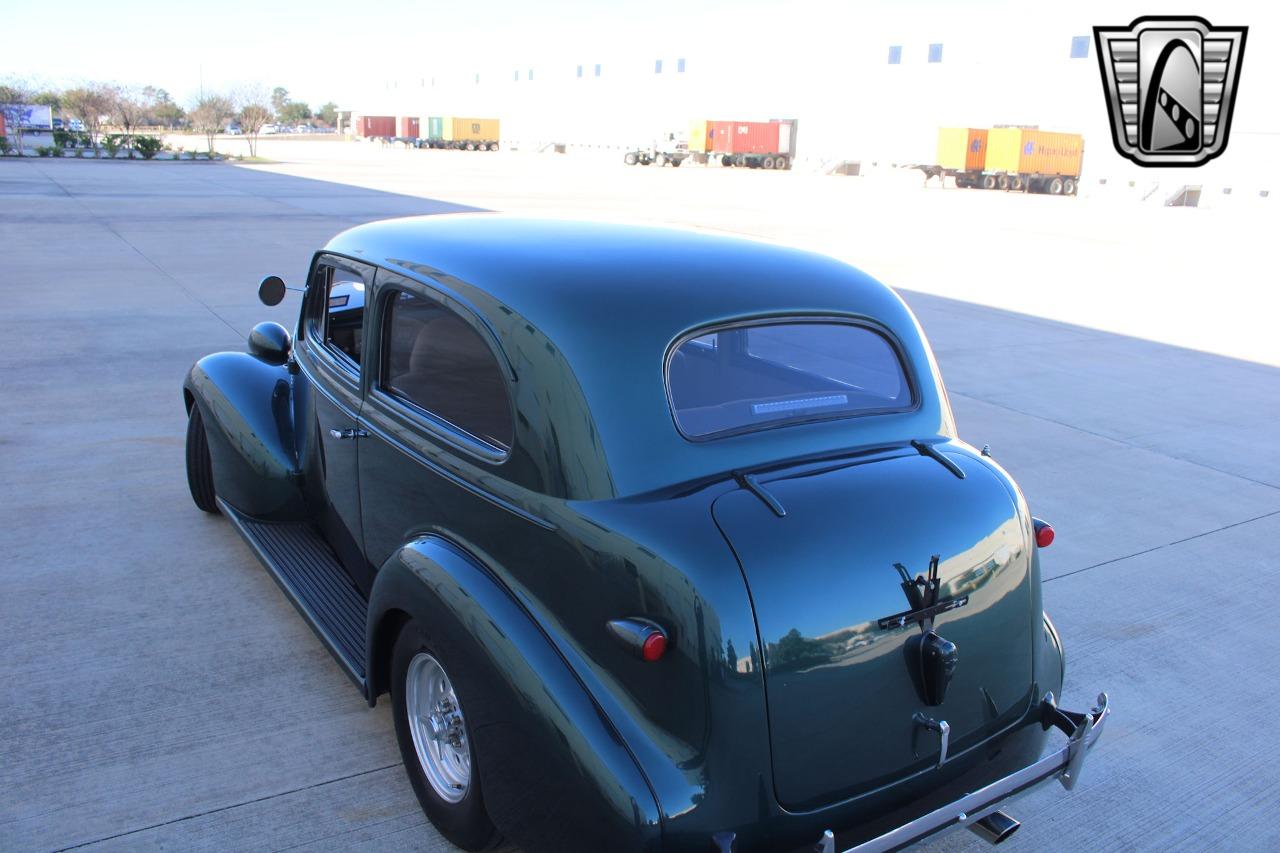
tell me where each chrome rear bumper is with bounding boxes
[817,691,1110,853]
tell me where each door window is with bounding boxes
[381,290,513,451]
[312,262,366,369]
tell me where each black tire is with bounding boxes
[185,405,219,514]
[670,157,682,168]
[1048,177,1064,195]
[981,174,997,190]
[996,173,1009,191]
[1063,178,1077,195]
[391,623,502,852]
[762,155,775,170]
[1010,175,1024,191]
[721,154,732,167]
[624,152,638,165]
[774,155,789,170]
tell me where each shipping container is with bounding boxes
[703,119,797,169]
[688,120,709,154]
[936,127,988,172]
[707,121,733,152]
[426,116,446,141]
[356,115,396,138]
[397,116,420,138]
[450,117,500,148]
[986,128,1083,177]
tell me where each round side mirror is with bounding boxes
[248,321,293,364]
[258,275,287,306]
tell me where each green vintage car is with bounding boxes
[182,215,1107,852]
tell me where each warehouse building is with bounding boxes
[354,0,1274,187]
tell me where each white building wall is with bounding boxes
[363,0,1275,182]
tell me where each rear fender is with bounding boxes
[183,351,304,519]
[367,535,661,853]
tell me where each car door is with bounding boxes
[294,254,375,593]
[357,271,516,574]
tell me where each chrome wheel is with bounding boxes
[406,652,471,803]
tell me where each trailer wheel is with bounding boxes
[1047,177,1064,195]
[761,155,776,170]
[981,175,997,190]
[721,155,732,167]
[624,152,638,165]
[996,174,1009,191]
[488,142,499,151]
[775,156,789,170]
[670,158,682,168]
[1010,175,1024,191]
[1062,178,1077,195]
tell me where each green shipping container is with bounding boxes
[427,117,445,141]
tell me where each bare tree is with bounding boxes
[189,94,234,156]
[112,86,146,157]
[238,103,271,157]
[62,84,114,154]
[0,80,35,156]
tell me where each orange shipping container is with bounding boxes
[986,128,1084,177]
[935,127,988,171]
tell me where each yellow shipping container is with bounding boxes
[935,127,988,171]
[986,128,1084,177]
[451,117,500,142]
[689,120,709,153]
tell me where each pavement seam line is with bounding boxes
[53,763,403,852]
[1045,507,1280,583]
[950,390,1280,493]
[26,160,246,340]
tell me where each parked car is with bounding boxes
[224,124,242,135]
[182,216,1108,853]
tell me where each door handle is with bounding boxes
[328,428,369,440]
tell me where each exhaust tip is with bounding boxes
[968,811,1020,845]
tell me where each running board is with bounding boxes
[219,499,369,691]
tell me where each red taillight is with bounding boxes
[607,617,670,662]
[1033,518,1055,548]
[642,632,667,662]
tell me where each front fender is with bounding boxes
[184,351,303,519]
[367,535,662,853]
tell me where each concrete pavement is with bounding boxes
[1,156,1277,852]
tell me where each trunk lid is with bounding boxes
[713,446,1036,810]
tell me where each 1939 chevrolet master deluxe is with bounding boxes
[182,215,1108,852]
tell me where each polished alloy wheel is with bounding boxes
[406,652,471,803]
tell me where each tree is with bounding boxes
[111,87,146,157]
[278,101,312,125]
[141,86,183,128]
[62,84,114,152]
[0,80,35,156]
[316,102,338,127]
[189,94,234,155]
[238,103,271,156]
[270,86,289,116]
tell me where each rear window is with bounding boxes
[666,320,913,439]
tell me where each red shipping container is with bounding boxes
[727,121,781,155]
[707,120,734,154]
[359,115,395,137]
[397,116,420,138]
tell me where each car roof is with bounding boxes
[324,215,953,497]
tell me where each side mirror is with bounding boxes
[258,275,287,306]
[248,321,292,364]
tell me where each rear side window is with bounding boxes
[381,291,513,451]
[666,320,913,439]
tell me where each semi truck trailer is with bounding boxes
[692,118,798,169]
[938,127,1084,195]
